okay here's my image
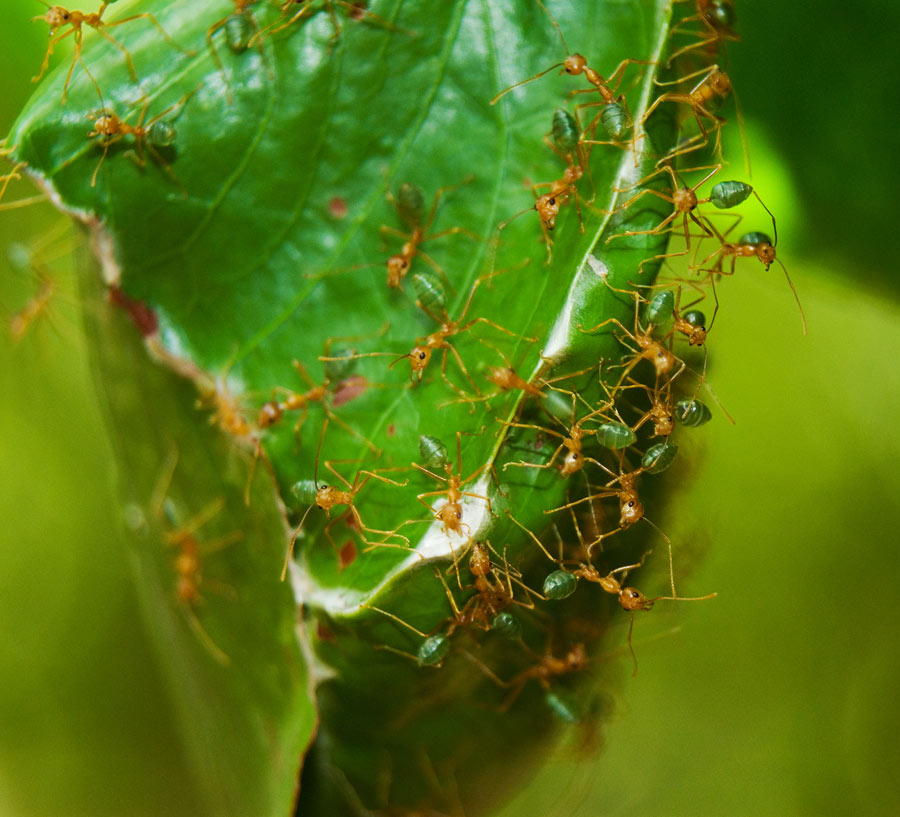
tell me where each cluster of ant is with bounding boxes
[1,0,805,720]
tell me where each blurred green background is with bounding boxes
[1,1,897,816]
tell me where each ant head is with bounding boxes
[560,449,584,477]
[566,643,588,670]
[386,254,408,287]
[653,412,675,438]
[618,587,654,612]
[563,54,587,75]
[619,491,644,527]
[405,345,431,377]
[36,6,69,29]
[534,193,559,230]
[469,542,492,577]
[257,401,282,429]
[681,309,707,345]
[438,501,463,533]
[709,68,732,97]
[740,231,776,267]
[757,243,776,269]
[88,113,117,136]
[316,484,337,510]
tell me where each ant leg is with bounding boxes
[185,607,231,665]
[91,26,139,81]
[104,12,195,56]
[507,512,559,563]
[441,343,482,398]
[421,175,475,232]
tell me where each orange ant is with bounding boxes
[466,637,590,711]
[579,303,685,391]
[283,419,409,578]
[397,273,533,396]
[640,64,732,163]
[511,518,714,676]
[381,176,478,289]
[440,340,588,418]
[694,222,808,335]
[256,343,378,453]
[667,0,739,65]
[151,450,242,666]
[545,454,686,558]
[439,541,536,635]
[206,1,264,99]
[251,0,412,47]
[9,276,56,342]
[408,430,493,540]
[490,0,651,142]
[606,162,722,273]
[85,87,199,189]
[197,372,255,442]
[31,1,193,104]
[321,274,531,398]
[570,554,715,675]
[0,154,48,211]
[547,464,647,549]
[6,218,78,342]
[621,377,678,438]
[501,399,620,480]
[499,138,586,264]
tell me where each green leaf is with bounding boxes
[7,0,695,812]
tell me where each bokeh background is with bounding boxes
[1,1,898,815]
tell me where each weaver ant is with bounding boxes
[694,221,807,335]
[206,1,266,100]
[283,419,409,577]
[251,0,412,47]
[466,637,590,711]
[501,400,619,480]
[257,342,378,452]
[408,430,493,540]
[499,120,587,263]
[640,64,733,163]
[570,554,715,675]
[667,0,739,65]
[381,176,477,290]
[151,449,242,666]
[606,162,722,273]
[439,541,536,637]
[32,1,192,104]
[490,0,650,150]
[85,87,199,189]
